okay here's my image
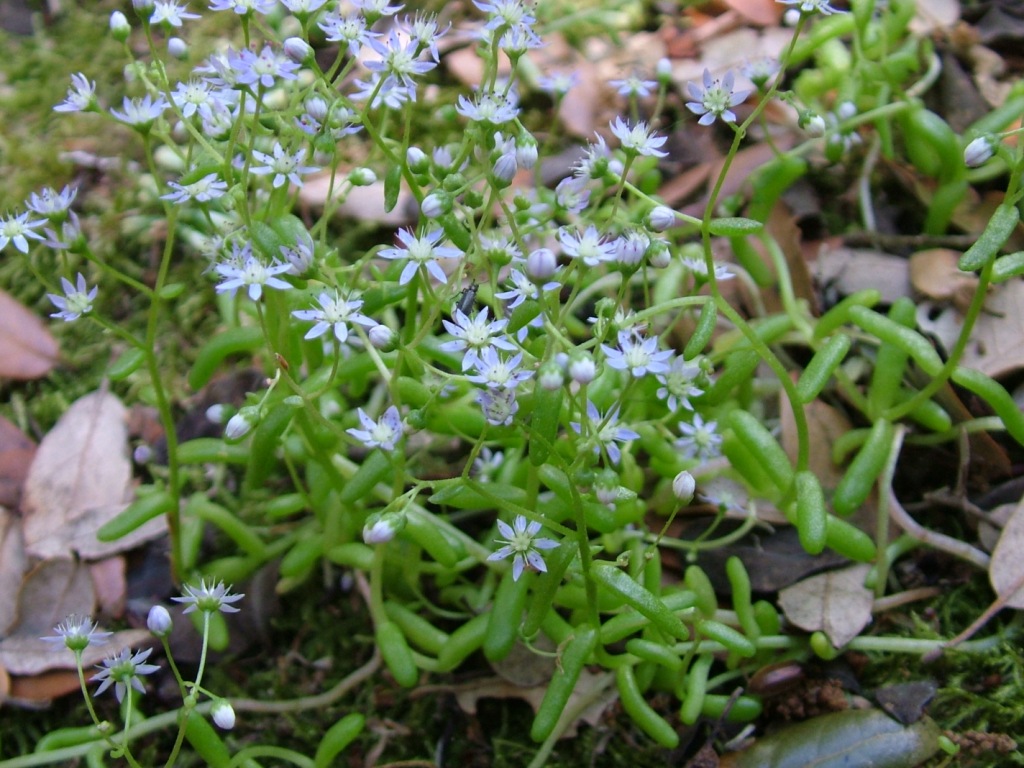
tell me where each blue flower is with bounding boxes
[686,69,750,126]
[379,228,462,285]
[487,515,559,581]
[47,273,97,322]
[571,400,639,465]
[347,406,404,450]
[601,330,673,378]
[440,307,516,371]
[92,647,160,702]
[292,291,374,343]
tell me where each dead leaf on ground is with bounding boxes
[0,507,27,636]
[909,248,978,307]
[89,556,127,619]
[0,290,59,382]
[778,564,873,648]
[781,394,852,493]
[721,0,782,26]
[0,415,36,510]
[452,669,617,739]
[815,247,911,305]
[21,390,165,560]
[917,280,1024,379]
[988,495,1024,609]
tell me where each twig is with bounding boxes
[886,486,991,570]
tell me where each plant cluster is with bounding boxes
[3,0,1024,765]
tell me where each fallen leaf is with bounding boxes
[6,669,81,707]
[89,557,127,619]
[4,559,95,641]
[0,508,27,636]
[21,391,165,560]
[988,495,1024,609]
[0,629,152,679]
[778,564,873,648]
[909,248,978,306]
[0,415,36,509]
[452,669,617,739]
[917,280,1024,379]
[875,680,937,725]
[815,247,911,305]
[721,0,782,26]
[0,289,59,381]
[720,709,940,768]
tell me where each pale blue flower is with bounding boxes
[571,400,639,465]
[54,73,96,113]
[686,69,750,126]
[292,291,373,342]
[42,615,112,652]
[47,273,97,322]
[602,330,673,378]
[0,212,45,253]
[440,307,516,371]
[676,414,722,460]
[172,578,244,614]
[379,228,462,285]
[347,406,404,450]
[214,244,292,301]
[250,143,318,188]
[92,647,160,702]
[487,515,559,581]
[609,117,668,157]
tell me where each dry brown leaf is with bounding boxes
[0,629,153,679]
[6,669,81,706]
[917,280,1024,379]
[0,660,9,704]
[988,496,1024,609]
[4,559,95,639]
[0,508,27,636]
[0,289,59,381]
[454,669,617,739]
[908,249,978,306]
[909,0,961,35]
[815,247,911,305]
[21,391,165,560]
[89,556,126,619]
[0,415,36,510]
[778,564,873,648]
[721,0,782,26]
[780,395,852,493]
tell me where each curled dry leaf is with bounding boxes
[988,495,1024,609]
[0,289,59,381]
[21,390,165,560]
[0,507,27,636]
[815,247,911,305]
[778,564,873,648]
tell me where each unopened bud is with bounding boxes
[212,700,235,730]
[368,324,396,351]
[672,471,695,504]
[110,11,131,41]
[348,167,377,186]
[648,205,676,233]
[964,136,995,168]
[147,605,173,636]
[283,37,313,65]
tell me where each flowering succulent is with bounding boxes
[47,273,98,322]
[348,406,405,450]
[487,515,559,581]
[172,579,244,614]
[686,69,751,126]
[43,615,112,653]
[92,647,161,702]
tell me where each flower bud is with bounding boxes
[492,151,517,184]
[672,470,695,504]
[568,354,596,385]
[283,37,313,65]
[964,136,995,168]
[648,205,676,233]
[803,113,826,137]
[516,137,538,169]
[836,101,857,121]
[406,146,429,173]
[205,404,227,424]
[132,0,155,13]
[212,700,235,730]
[647,240,671,268]
[110,11,131,41]
[168,37,188,59]
[526,248,558,281]
[363,511,406,544]
[420,192,450,219]
[147,605,173,636]
[225,407,258,441]
[537,361,565,391]
[368,324,396,351]
[656,57,673,83]
[348,167,377,186]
